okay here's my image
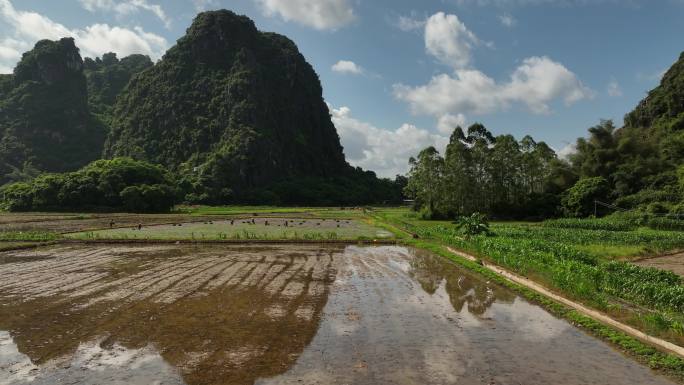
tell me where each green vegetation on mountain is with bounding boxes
[0,11,403,208]
[104,10,394,204]
[84,52,153,121]
[0,157,177,213]
[0,38,106,185]
[568,52,684,215]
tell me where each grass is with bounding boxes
[65,217,394,241]
[0,231,61,242]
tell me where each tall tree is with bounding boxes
[405,146,444,217]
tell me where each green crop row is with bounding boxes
[0,231,60,242]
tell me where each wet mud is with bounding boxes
[0,244,678,385]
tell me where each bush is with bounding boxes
[561,177,610,218]
[0,158,178,213]
[454,212,490,238]
[0,182,33,211]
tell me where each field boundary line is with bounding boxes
[446,246,684,359]
[59,239,399,246]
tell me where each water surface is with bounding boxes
[0,244,676,385]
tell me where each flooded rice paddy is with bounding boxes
[0,244,677,385]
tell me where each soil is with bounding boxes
[636,252,684,278]
[0,244,677,385]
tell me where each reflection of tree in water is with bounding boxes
[0,248,339,385]
[409,248,515,316]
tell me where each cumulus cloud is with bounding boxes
[332,60,364,75]
[498,13,516,27]
[396,15,426,32]
[78,0,171,28]
[331,106,449,177]
[255,0,355,30]
[452,0,628,5]
[437,113,467,134]
[556,143,576,160]
[0,0,168,73]
[425,12,480,69]
[607,78,622,97]
[394,57,592,117]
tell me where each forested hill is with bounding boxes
[0,38,151,185]
[0,10,404,206]
[570,51,684,214]
[84,53,153,120]
[0,38,106,183]
[104,10,356,202]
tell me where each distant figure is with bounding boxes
[138,223,142,230]
[109,220,115,228]
[230,220,234,225]
[252,219,255,225]
[285,221,288,227]
[265,220,269,226]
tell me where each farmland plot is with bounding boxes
[0,244,677,385]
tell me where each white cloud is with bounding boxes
[396,15,426,32]
[192,0,219,11]
[332,60,363,75]
[255,0,355,30]
[452,0,630,5]
[78,0,171,29]
[0,0,168,73]
[394,56,593,117]
[498,13,516,27]
[556,143,576,160]
[437,113,467,134]
[425,12,480,69]
[607,79,622,97]
[331,106,448,177]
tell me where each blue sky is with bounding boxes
[1,0,683,177]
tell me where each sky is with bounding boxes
[0,0,683,178]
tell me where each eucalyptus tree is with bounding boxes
[405,146,444,217]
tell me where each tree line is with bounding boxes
[405,124,573,219]
[406,121,684,220]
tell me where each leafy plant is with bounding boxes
[454,212,491,238]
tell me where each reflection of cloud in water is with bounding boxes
[486,298,570,341]
[0,331,37,385]
[0,334,183,385]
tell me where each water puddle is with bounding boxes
[0,244,677,385]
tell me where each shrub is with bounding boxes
[561,177,610,218]
[0,158,178,213]
[454,212,490,238]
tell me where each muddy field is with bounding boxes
[0,244,677,385]
[0,211,363,234]
[636,252,684,278]
[0,213,216,233]
[66,217,392,240]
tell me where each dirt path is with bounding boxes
[446,246,684,359]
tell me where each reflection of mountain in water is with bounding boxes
[408,248,515,316]
[0,245,341,385]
